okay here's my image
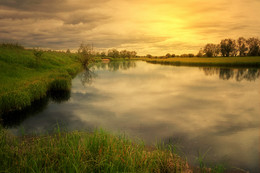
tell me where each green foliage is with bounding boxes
[0,42,24,49]
[78,43,95,68]
[0,43,81,115]
[0,128,190,172]
[33,48,44,59]
[49,77,71,91]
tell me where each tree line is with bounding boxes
[200,37,260,57]
[97,49,137,59]
[144,37,260,58]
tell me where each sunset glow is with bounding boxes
[0,0,260,55]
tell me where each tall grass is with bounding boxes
[0,44,81,115]
[0,127,191,172]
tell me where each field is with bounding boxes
[0,44,81,115]
[143,57,260,67]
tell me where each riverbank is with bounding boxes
[0,44,81,115]
[143,57,260,68]
[0,127,194,172]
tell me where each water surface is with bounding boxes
[5,61,260,172]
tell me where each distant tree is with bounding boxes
[188,53,195,57]
[78,43,94,68]
[180,54,188,57]
[100,51,106,58]
[95,52,101,57]
[247,37,260,56]
[196,48,204,57]
[146,54,152,58]
[203,44,219,57]
[220,39,237,57]
[66,49,71,53]
[127,51,132,58]
[108,49,120,58]
[171,54,175,57]
[165,53,171,58]
[237,37,248,56]
[130,51,137,58]
[120,50,128,59]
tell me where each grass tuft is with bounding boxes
[0,127,191,172]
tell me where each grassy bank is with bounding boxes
[143,57,260,68]
[0,44,81,115]
[0,127,193,173]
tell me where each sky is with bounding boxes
[0,0,260,55]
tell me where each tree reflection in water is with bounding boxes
[201,67,260,81]
[95,61,137,71]
[79,68,97,86]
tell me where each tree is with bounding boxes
[171,54,175,57]
[100,51,106,58]
[120,50,128,59]
[180,54,188,57]
[196,48,204,57]
[146,54,152,58]
[237,37,248,56]
[220,39,237,57]
[95,52,100,57]
[188,53,195,57]
[203,44,219,57]
[66,49,71,53]
[78,43,94,68]
[247,37,260,56]
[165,53,171,58]
[108,49,120,58]
[130,51,137,58]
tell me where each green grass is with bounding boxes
[0,127,191,173]
[0,45,81,114]
[143,57,260,68]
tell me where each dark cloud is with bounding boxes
[0,0,260,54]
[0,0,108,12]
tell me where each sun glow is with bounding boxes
[0,0,259,55]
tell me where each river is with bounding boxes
[3,61,260,172]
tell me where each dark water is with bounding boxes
[2,61,260,172]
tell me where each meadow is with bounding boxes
[0,44,81,115]
[143,57,260,67]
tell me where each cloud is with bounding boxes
[0,0,260,54]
